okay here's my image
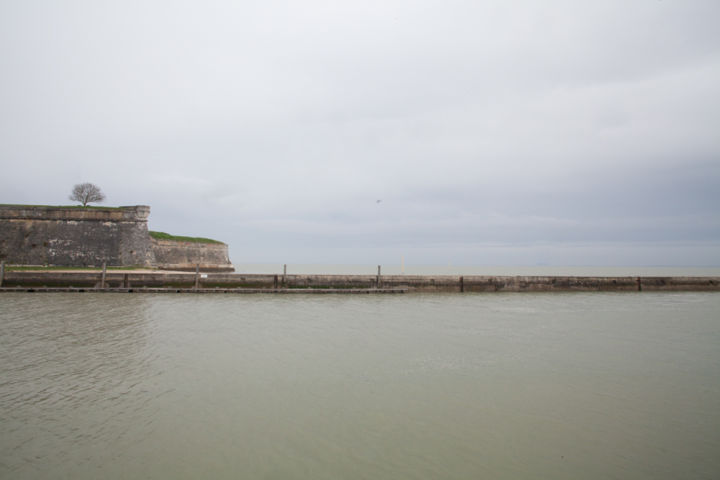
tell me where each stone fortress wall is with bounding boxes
[151,238,234,272]
[0,205,233,271]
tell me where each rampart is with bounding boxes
[0,205,154,267]
[151,238,234,272]
[0,205,234,271]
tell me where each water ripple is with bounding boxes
[2,292,720,479]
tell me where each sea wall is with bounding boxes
[151,238,234,272]
[2,271,718,292]
[0,205,154,267]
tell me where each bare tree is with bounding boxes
[69,183,105,206]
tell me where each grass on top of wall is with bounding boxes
[5,265,146,271]
[149,231,224,244]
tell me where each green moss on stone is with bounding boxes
[6,265,145,271]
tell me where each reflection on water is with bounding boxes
[1,292,719,479]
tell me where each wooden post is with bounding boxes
[460,276,464,293]
[100,262,107,289]
[194,264,200,289]
[0,261,4,288]
[274,275,278,289]
[283,264,287,285]
[377,265,381,288]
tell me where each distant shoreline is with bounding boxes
[231,263,720,277]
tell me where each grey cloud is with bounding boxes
[1,0,719,266]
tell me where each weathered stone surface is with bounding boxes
[0,205,234,270]
[0,205,154,267]
[2,272,719,292]
[151,238,234,272]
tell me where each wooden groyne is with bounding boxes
[1,269,719,293]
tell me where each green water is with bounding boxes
[1,292,719,479]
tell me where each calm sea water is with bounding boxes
[1,292,719,479]
[234,263,720,276]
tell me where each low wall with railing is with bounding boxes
[1,269,718,292]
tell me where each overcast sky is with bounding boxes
[1,0,719,266]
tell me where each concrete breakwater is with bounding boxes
[1,270,719,292]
